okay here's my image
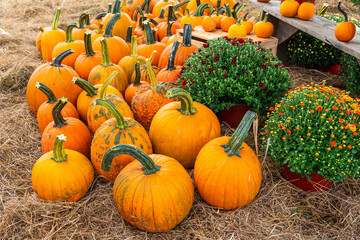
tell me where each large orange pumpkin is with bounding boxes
[36,82,79,133]
[335,1,356,42]
[91,99,152,181]
[26,49,81,115]
[32,134,94,202]
[40,8,66,62]
[194,111,262,210]
[73,11,90,41]
[87,72,133,134]
[73,77,122,123]
[93,13,130,65]
[150,88,221,168]
[125,62,150,105]
[41,97,92,159]
[52,23,86,68]
[102,144,194,232]
[131,53,176,128]
[156,41,182,83]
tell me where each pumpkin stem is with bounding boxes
[318,3,329,16]
[122,0,128,7]
[125,26,133,44]
[108,3,113,13]
[194,4,210,17]
[196,0,201,7]
[52,97,69,128]
[112,0,121,13]
[51,8,61,30]
[133,62,141,86]
[65,23,77,43]
[95,22,104,34]
[100,39,113,67]
[224,4,231,17]
[78,11,90,29]
[102,144,161,175]
[243,12,249,21]
[99,71,118,99]
[159,8,166,19]
[235,3,246,19]
[216,0,221,9]
[185,8,191,17]
[149,18,159,26]
[51,49,74,67]
[130,35,139,57]
[182,24,192,47]
[84,31,95,57]
[174,0,189,10]
[39,26,44,32]
[36,82,58,103]
[337,0,348,22]
[166,41,179,71]
[145,0,151,14]
[94,99,128,129]
[165,88,197,115]
[72,77,98,97]
[104,13,121,38]
[166,21,174,37]
[168,5,174,22]
[144,21,156,45]
[263,13,269,22]
[51,134,68,162]
[146,51,158,90]
[95,12,107,20]
[221,111,257,157]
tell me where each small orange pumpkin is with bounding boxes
[335,1,356,42]
[72,11,91,41]
[91,23,105,43]
[155,5,182,40]
[220,4,236,32]
[125,62,150,105]
[280,0,299,18]
[202,11,217,32]
[180,9,196,29]
[297,0,315,21]
[240,13,253,34]
[156,41,182,83]
[253,13,274,38]
[153,8,168,23]
[228,19,247,38]
[121,0,134,17]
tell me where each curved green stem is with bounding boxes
[102,144,161,175]
[112,0,120,13]
[130,35,139,57]
[65,23,77,43]
[145,0,150,14]
[104,13,121,38]
[126,26,133,44]
[165,88,197,115]
[72,77,98,97]
[174,0,189,10]
[108,3,113,13]
[144,21,156,45]
[263,13,269,22]
[243,12,249,21]
[235,3,246,19]
[194,4,211,17]
[224,3,231,17]
[166,41,179,71]
[100,39,113,67]
[78,11,90,29]
[95,12,107,20]
[99,71,118,99]
[182,24,192,47]
[51,134,68,162]
[133,62,141,86]
[52,8,61,30]
[146,51,158,90]
[94,99,128,129]
[52,97,68,128]
[84,31,95,57]
[318,3,329,16]
[221,111,257,157]
[337,1,348,22]
[51,49,74,67]
[149,18,159,26]
[36,82,58,103]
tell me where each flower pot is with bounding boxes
[281,0,315,4]
[316,63,341,75]
[283,164,332,192]
[217,104,251,129]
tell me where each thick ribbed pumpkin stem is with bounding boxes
[79,11,90,29]
[104,13,121,37]
[216,0,221,9]
[52,8,61,30]
[113,0,121,13]
[318,3,329,16]
[51,49,74,67]
[73,77,98,97]
[100,39,113,67]
[126,26,133,44]
[130,35,139,57]
[133,62,141,86]
[146,51,158,90]
[96,12,107,20]
[235,3,246,19]
[166,41,179,71]
[168,5,174,22]
[183,24,192,47]
[145,0,150,14]
[94,99,128,129]
[36,82,58,103]
[263,13,269,22]
[102,144,161,174]
[159,8,165,18]
[99,71,118,99]
[52,97,69,128]
[165,88,197,115]
[65,23,77,43]
[166,21,173,37]
[337,1,348,22]
[174,0,189,11]
[196,0,201,7]
[96,23,104,34]
[221,111,257,157]
[51,134,68,162]
[243,12,249,21]
[144,22,156,45]
[84,31,95,57]
[108,3,113,13]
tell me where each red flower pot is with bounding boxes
[283,164,332,192]
[281,0,315,4]
[217,104,251,129]
[317,63,341,75]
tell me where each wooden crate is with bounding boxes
[176,26,278,55]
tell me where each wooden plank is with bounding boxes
[249,0,360,60]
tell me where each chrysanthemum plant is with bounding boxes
[262,82,360,182]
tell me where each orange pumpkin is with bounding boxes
[297,0,315,21]
[131,53,176,128]
[73,11,90,41]
[158,24,198,69]
[87,72,133,134]
[89,39,128,94]
[102,144,194,232]
[186,0,213,15]
[153,8,168,23]
[93,13,130,65]
[131,0,156,14]
[36,27,44,53]
[149,88,221,168]
[228,19,247,38]
[180,9,196,29]
[121,0,134,17]
[40,8,66,62]
[153,0,179,17]
[52,23,85,68]
[160,22,175,45]
[91,23,104,43]
[91,99,152,181]
[253,13,274,38]
[36,82,79,133]
[335,1,356,42]
[73,77,123,123]
[32,134,94,202]
[74,31,102,80]
[193,3,212,26]
[26,49,81,115]
[280,0,299,18]
[240,13,253,34]
[156,41,182,83]
[220,4,236,32]
[155,5,182,41]
[41,97,92,159]
[194,111,262,210]
[125,62,150,105]
[202,13,217,32]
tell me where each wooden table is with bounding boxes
[249,0,360,62]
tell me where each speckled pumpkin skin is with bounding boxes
[91,118,152,181]
[130,64,160,84]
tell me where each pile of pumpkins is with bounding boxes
[28,0,262,233]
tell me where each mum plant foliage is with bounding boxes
[262,82,360,182]
[178,36,291,113]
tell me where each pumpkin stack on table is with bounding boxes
[27,0,264,232]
